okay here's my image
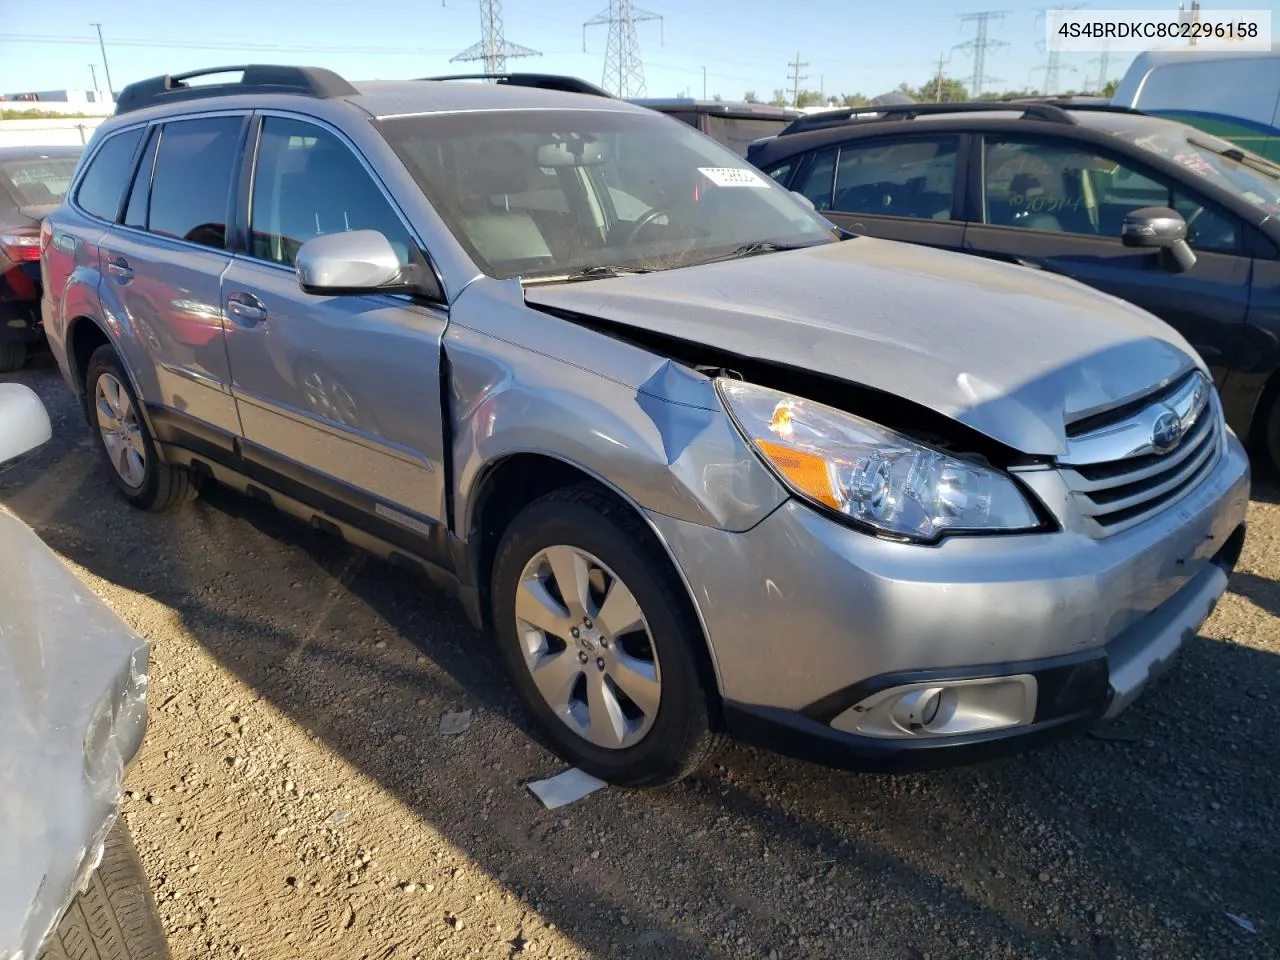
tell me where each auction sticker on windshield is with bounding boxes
[699,167,769,188]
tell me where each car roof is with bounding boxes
[0,144,83,160]
[747,102,1186,165]
[101,66,647,130]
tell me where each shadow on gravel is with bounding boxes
[3,362,1278,960]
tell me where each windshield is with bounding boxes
[377,109,837,280]
[0,155,79,206]
[1124,127,1280,214]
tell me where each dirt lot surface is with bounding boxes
[3,359,1278,960]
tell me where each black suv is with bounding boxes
[748,101,1280,469]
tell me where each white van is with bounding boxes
[1111,43,1280,160]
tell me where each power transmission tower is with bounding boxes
[1034,5,1082,96]
[583,0,664,98]
[953,10,1008,97]
[787,52,808,108]
[451,0,540,76]
[1090,40,1112,94]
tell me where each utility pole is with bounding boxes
[90,23,113,99]
[451,0,540,76]
[584,0,664,98]
[88,64,99,94]
[953,10,1008,97]
[934,52,948,101]
[1179,1,1201,46]
[787,52,808,108]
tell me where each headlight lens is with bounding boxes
[719,379,1041,540]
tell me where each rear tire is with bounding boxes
[491,484,723,787]
[85,345,196,511]
[37,819,171,960]
[0,342,26,372]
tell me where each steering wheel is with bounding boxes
[623,206,675,244]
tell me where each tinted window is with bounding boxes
[983,138,1241,253]
[794,149,837,209]
[762,159,795,185]
[75,128,144,221]
[148,117,242,249]
[703,116,791,157]
[250,117,414,267]
[123,127,159,229]
[0,154,80,206]
[831,138,957,220]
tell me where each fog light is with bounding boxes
[831,675,1037,740]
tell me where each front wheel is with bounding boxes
[491,485,722,787]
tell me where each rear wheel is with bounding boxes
[37,819,171,960]
[0,342,26,372]
[491,485,722,787]
[85,346,196,511]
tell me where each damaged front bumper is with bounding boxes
[0,505,150,959]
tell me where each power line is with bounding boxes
[954,10,1008,97]
[583,0,663,99]
[787,52,808,108]
[450,0,540,75]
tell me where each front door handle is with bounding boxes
[227,292,268,325]
[106,257,133,282]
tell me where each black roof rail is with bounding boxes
[418,73,613,98]
[114,65,358,115]
[776,100,1079,137]
[1002,96,1148,117]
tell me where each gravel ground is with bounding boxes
[3,358,1278,960]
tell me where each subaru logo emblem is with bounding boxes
[1151,409,1183,454]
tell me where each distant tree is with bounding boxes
[841,93,870,107]
[743,90,760,103]
[770,89,788,107]
[919,77,970,102]
[1100,77,1120,98]
[712,93,723,102]
[795,89,826,108]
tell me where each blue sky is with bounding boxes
[2,0,1276,102]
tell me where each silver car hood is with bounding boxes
[524,237,1202,456]
[0,505,149,959]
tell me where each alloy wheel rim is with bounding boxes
[95,372,147,488]
[514,545,662,750]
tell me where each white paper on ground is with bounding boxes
[526,768,608,809]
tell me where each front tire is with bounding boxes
[491,485,722,787]
[85,345,196,511]
[0,342,26,372]
[38,819,171,960]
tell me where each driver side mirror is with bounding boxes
[0,383,52,470]
[295,230,440,300]
[1120,206,1197,273]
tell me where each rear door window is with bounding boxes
[146,116,243,250]
[75,127,145,222]
[831,137,958,220]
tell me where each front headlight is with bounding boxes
[719,379,1042,541]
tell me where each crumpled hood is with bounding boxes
[524,237,1202,456]
[0,505,149,959]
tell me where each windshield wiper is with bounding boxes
[691,240,813,267]
[523,264,654,285]
[1187,136,1280,180]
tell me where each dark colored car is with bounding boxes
[747,102,1280,469]
[0,144,82,371]
[631,99,803,157]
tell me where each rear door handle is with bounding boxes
[106,257,133,282]
[227,292,268,325]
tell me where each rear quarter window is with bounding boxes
[75,128,145,222]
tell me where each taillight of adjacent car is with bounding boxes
[0,227,41,263]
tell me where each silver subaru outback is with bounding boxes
[41,66,1250,786]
